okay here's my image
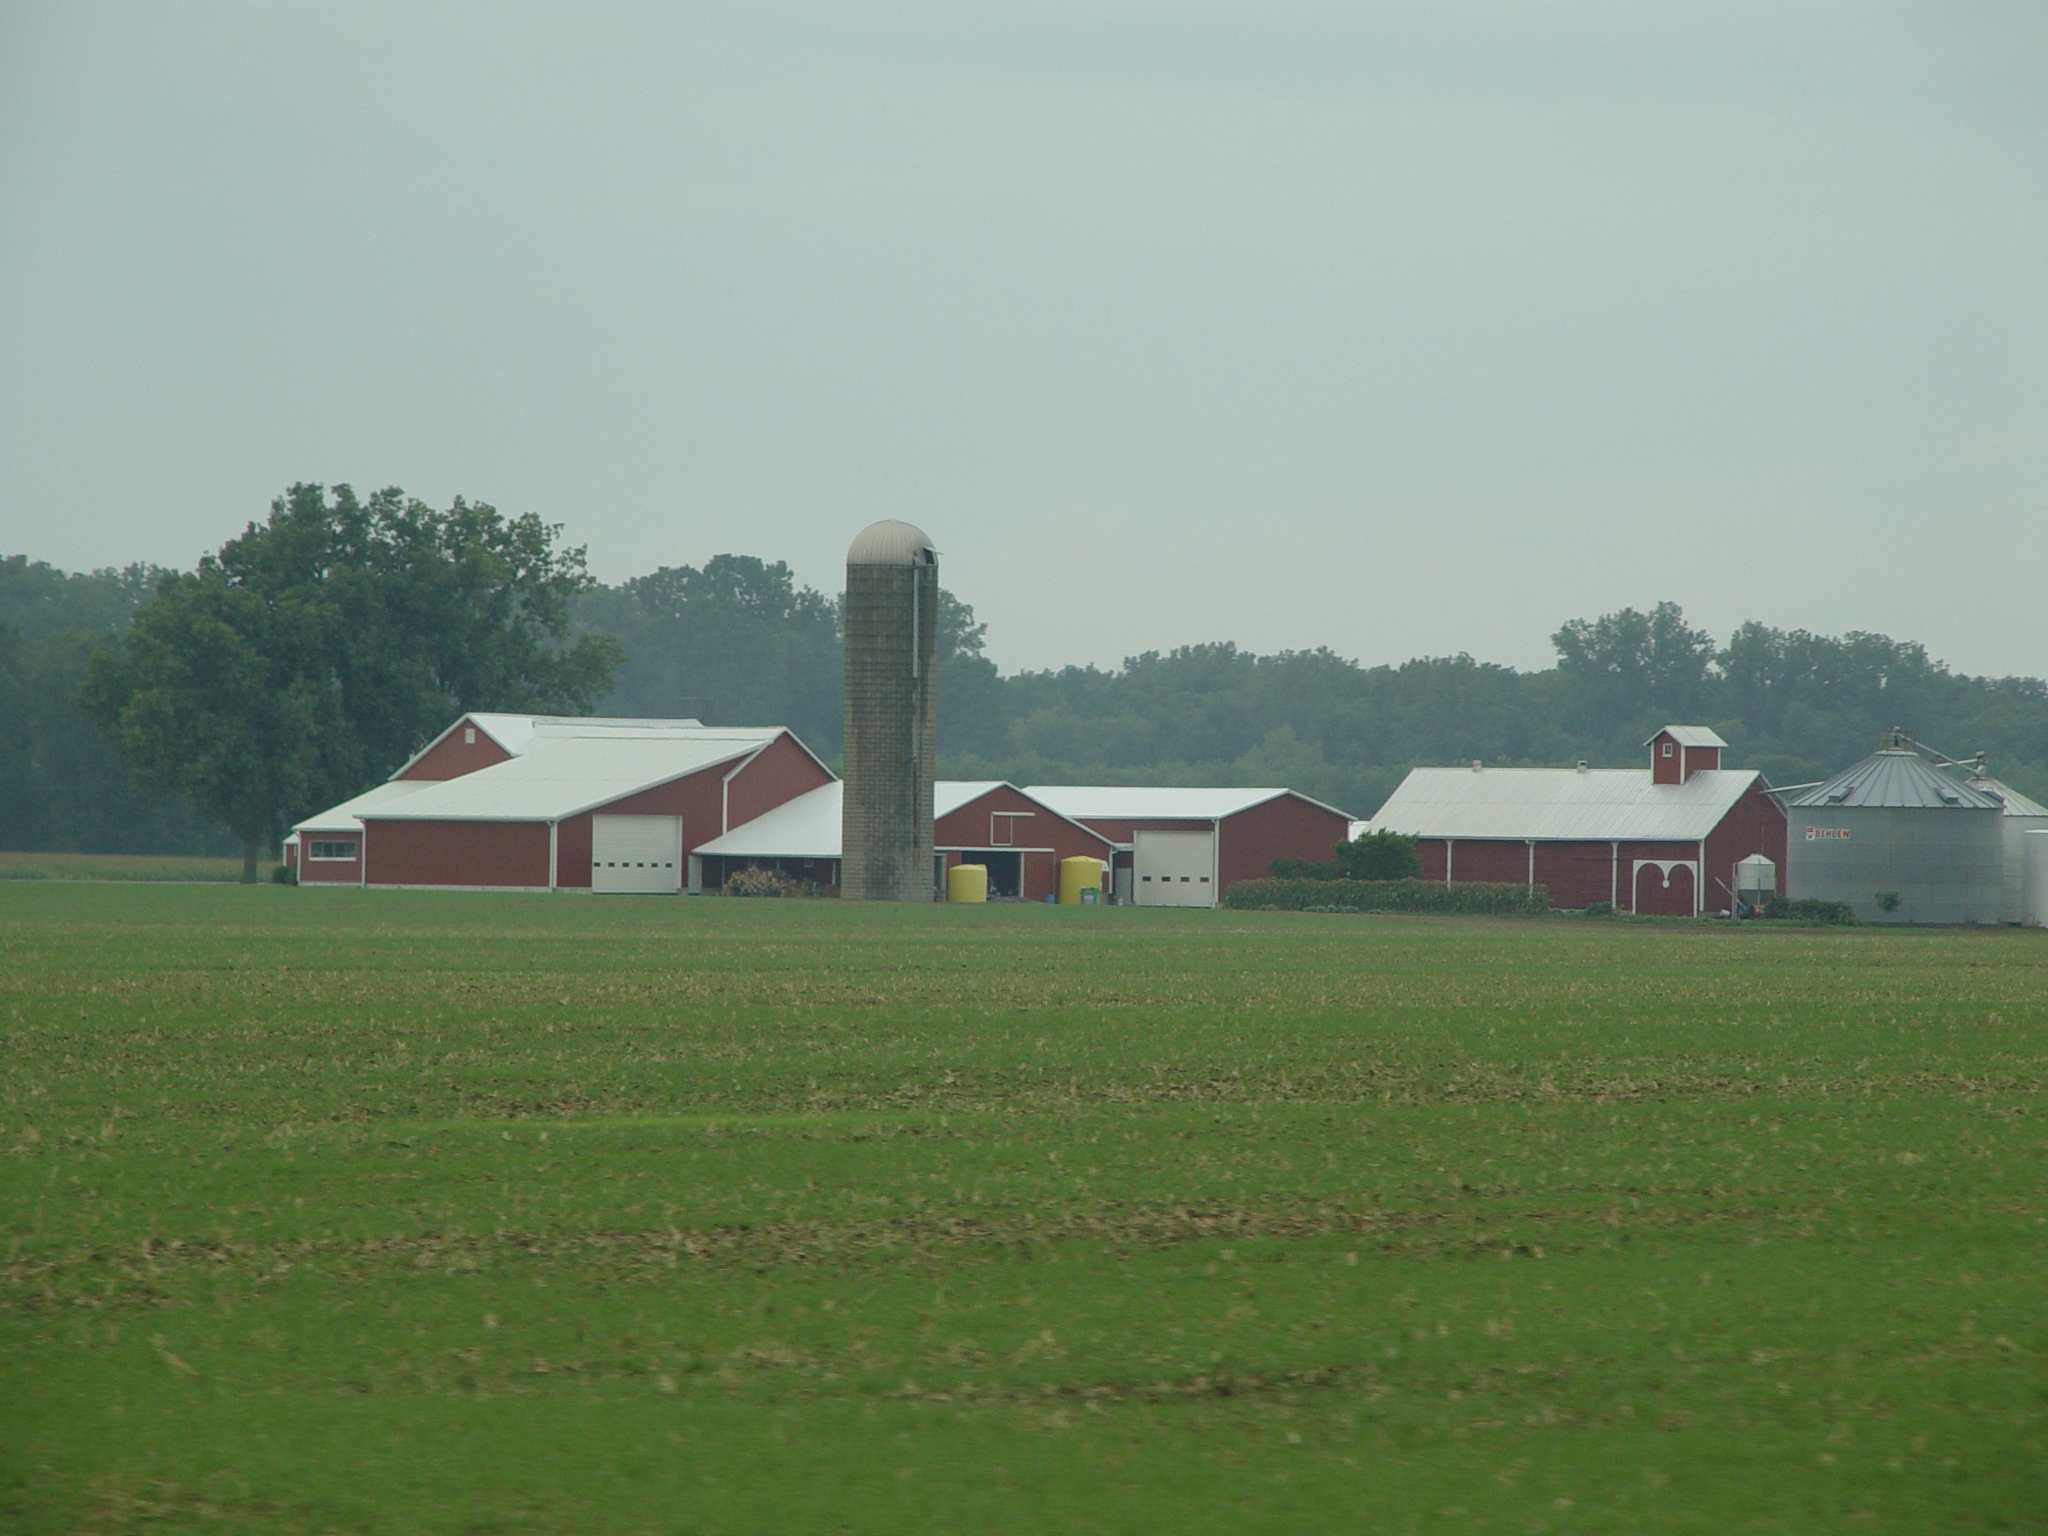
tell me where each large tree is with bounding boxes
[82,484,621,880]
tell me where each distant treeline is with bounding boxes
[7,545,2047,856]
[578,562,2048,816]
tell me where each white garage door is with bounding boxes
[591,815,683,894]
[1133,829,1215,907]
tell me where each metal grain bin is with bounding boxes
[2026,829,2048,927]
[1734,854,1776,910]
[1964,773,2048,924]
[1782,731,2005,925]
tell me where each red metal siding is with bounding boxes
[1633,860,1696,915]
[554,815,594,889]
[1419,836,1714,911]
[555,735,831,889]
[1217,794,1353,896]
[558,761,734,890]
[1436,838,1530,886]
[726,734,835,828]
[937,785,1115,902]
[398,719,515,781]
[1060,815,1184,845]
[363,819,550,887]
[1529,842,1617,908]
[1701,779,1787,907]
[1650,732,1682,786]
[298,841,362,884]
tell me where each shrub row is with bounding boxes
[1756,896,1858,925]
[1222,877,1550,916]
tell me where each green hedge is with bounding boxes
[1756,896,1858,926]
[1222,877,1550,916]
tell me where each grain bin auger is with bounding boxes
[840,520,940,902]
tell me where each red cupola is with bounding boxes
[1647,726,1725,785]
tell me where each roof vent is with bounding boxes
[1471,760,1482,772]
[1576,760,1588,772]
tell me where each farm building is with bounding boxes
[1362,727,1786,915]
[289,712,1353,904]
[1780,732,2006,925]
[1961,768,2048,925]
[287,714,833,892]
[1021,787,1353,908]
[692,780,1118,899]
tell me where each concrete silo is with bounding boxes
[841,520,938,901]
[1782,730,2004,924]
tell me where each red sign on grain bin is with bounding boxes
[1805,827,1851,841]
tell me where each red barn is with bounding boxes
[1023,786,1353,907]
[288,714,832,892]
[692,780,1118,900]
[1363,727,1786,915]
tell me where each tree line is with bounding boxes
[6,485,2045,874]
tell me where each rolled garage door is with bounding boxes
[1133,829,1216,907]
[591,815,683,893]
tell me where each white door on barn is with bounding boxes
[1133,829,1215,907]
[591,815,683,893]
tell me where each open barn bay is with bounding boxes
[2,888,2043,1534]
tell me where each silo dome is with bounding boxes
[847,520,936,566]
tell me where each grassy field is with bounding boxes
[0,851,277,883]
[1,885,2043,1534]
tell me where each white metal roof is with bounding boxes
[390,712,709,776]
[361,727,786,823]
[695,782,844,858]
[694,781,1100,860]
[1366,766,1763,842]
[1024,785,1324,823]
[291,778,440,834]
[1648,725,1728,749]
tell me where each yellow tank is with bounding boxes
[945,862,988,903]
[1058,856,1106,906]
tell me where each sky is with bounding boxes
[2,1,2043,677]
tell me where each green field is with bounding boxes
[0,851,278,884]
[2,886,2043,1534]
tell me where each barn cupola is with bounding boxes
[1647,726,1726,785]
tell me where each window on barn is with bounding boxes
[1661,742,1673,757]
[309,840,358,860]
[990,812,1033,846]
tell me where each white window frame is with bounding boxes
[990,812,1033,847]
[308,839,359,861]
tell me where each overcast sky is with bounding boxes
[2,2,2043,676]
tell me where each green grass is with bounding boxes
[1,885,2043,1535]
[0,850,277,883]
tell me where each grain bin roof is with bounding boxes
[1783,750,2004,810]
[1966,774,2048,817]
[1367,767,1762,842]
[846,519,935,565]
